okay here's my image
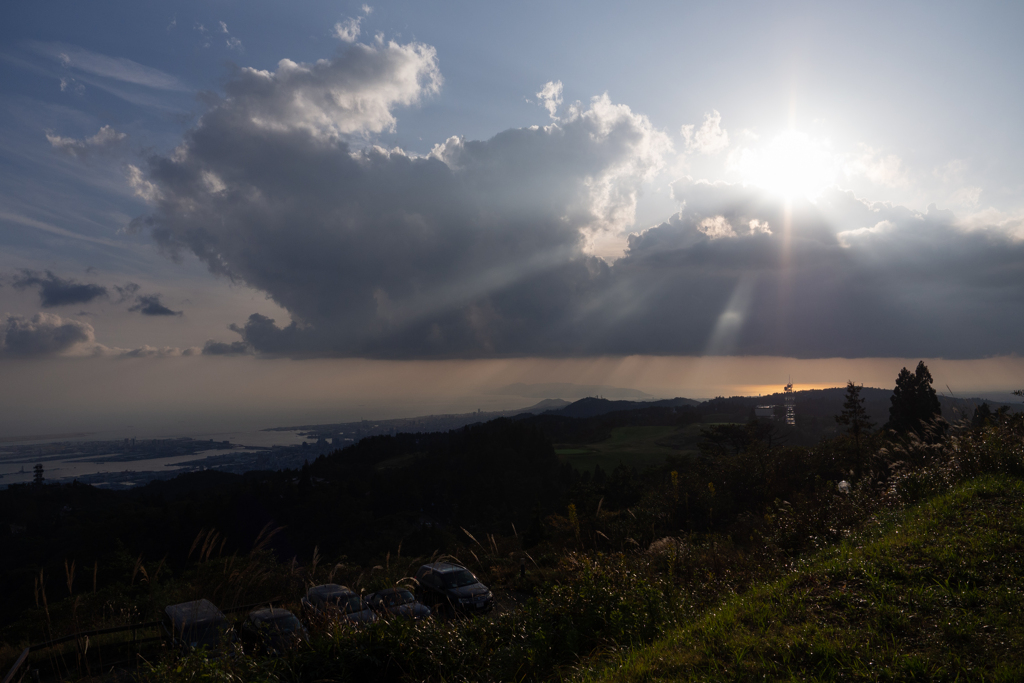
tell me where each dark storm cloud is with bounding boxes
[128,43,1024,360]
[202,339,253,355]
[115,283,182,316]
[603,180,1024,358]
[1,313,94,356]
[13,270,108,307]
[128,294,182,316]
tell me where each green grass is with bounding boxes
[556,426,701,472]
[581,474,1024,682]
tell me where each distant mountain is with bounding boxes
[266,398,573,440]
[494,382,654,400]
[544,389,1019,426]
[546,396,701,419]
[523,398,574,412]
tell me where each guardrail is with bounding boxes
[2,597,283,683]
[2,649,28,683]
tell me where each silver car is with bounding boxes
[302,583,377,625]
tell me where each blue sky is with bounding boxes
[1,1,1023,434]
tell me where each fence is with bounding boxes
[2,598,281,683]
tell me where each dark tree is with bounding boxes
[32,463,44,486]
[836,381,874,472]
[971,402,992,429]
[885,361,942,436]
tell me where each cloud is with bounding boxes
[845,144,908,188]
[194,23,211,48]
[13,270,108,307]
[218,21,243,51]
[176,40,441,142]
[31,42,189,91]
[536,80,563,119]
[957,207,1024,240]
[682,109,729,154]
[126,165,163,203]
[334,5,372,43]
[114,282,140,302]
[46,125,126,158]
[698,215,736,239]
[128,294,182,316]
[119,345,199,358]
[128,43,1024,361]
[1,313,95,356]
[334,17,363,42]
[133,50,669,356]
[202,339,254,355]
[114,282,182,315]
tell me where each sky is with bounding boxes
[1,1,1023,437]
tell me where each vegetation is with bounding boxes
[1,368,1022,681]
[581,473,1024,682]
[885,361,943,437]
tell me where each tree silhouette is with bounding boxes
[835,381,873,473]
[885,361,942,437]
[33,463,44,486]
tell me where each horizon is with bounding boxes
[1,355,1021,441]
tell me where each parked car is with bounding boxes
[366,588,432,620]
[302,583,377,625]
[414,562,493,615]
[163,599,234,651]
[238,607,307,654]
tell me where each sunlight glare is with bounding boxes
[732,130,839,200]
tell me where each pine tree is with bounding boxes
[885,360,942,436]
[836,381,873,472]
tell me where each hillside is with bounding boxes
[583,474,1024,682]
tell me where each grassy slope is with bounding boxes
[585,475,1024,682]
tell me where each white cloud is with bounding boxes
[46,125,126,157]
[698,215,736,239]
[949,185,983,208]
[748,219,771,235]
[334,17,363,42]
[846,145,908,188]
[536,80,563,119]
[126,164,163,203]
[219,21,229,33]
[217,41,441,140]
[957,207,1024,240]
[682,109,729,154]
[836,219,896,248]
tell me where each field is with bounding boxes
[555,424,708,472]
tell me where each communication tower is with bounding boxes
[784,381,796,426]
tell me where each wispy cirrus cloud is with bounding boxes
[29,42,189,91]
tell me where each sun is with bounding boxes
[732,130,839,200]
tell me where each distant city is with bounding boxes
[0,399,569,489]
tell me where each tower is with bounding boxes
[784,381,796,426]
